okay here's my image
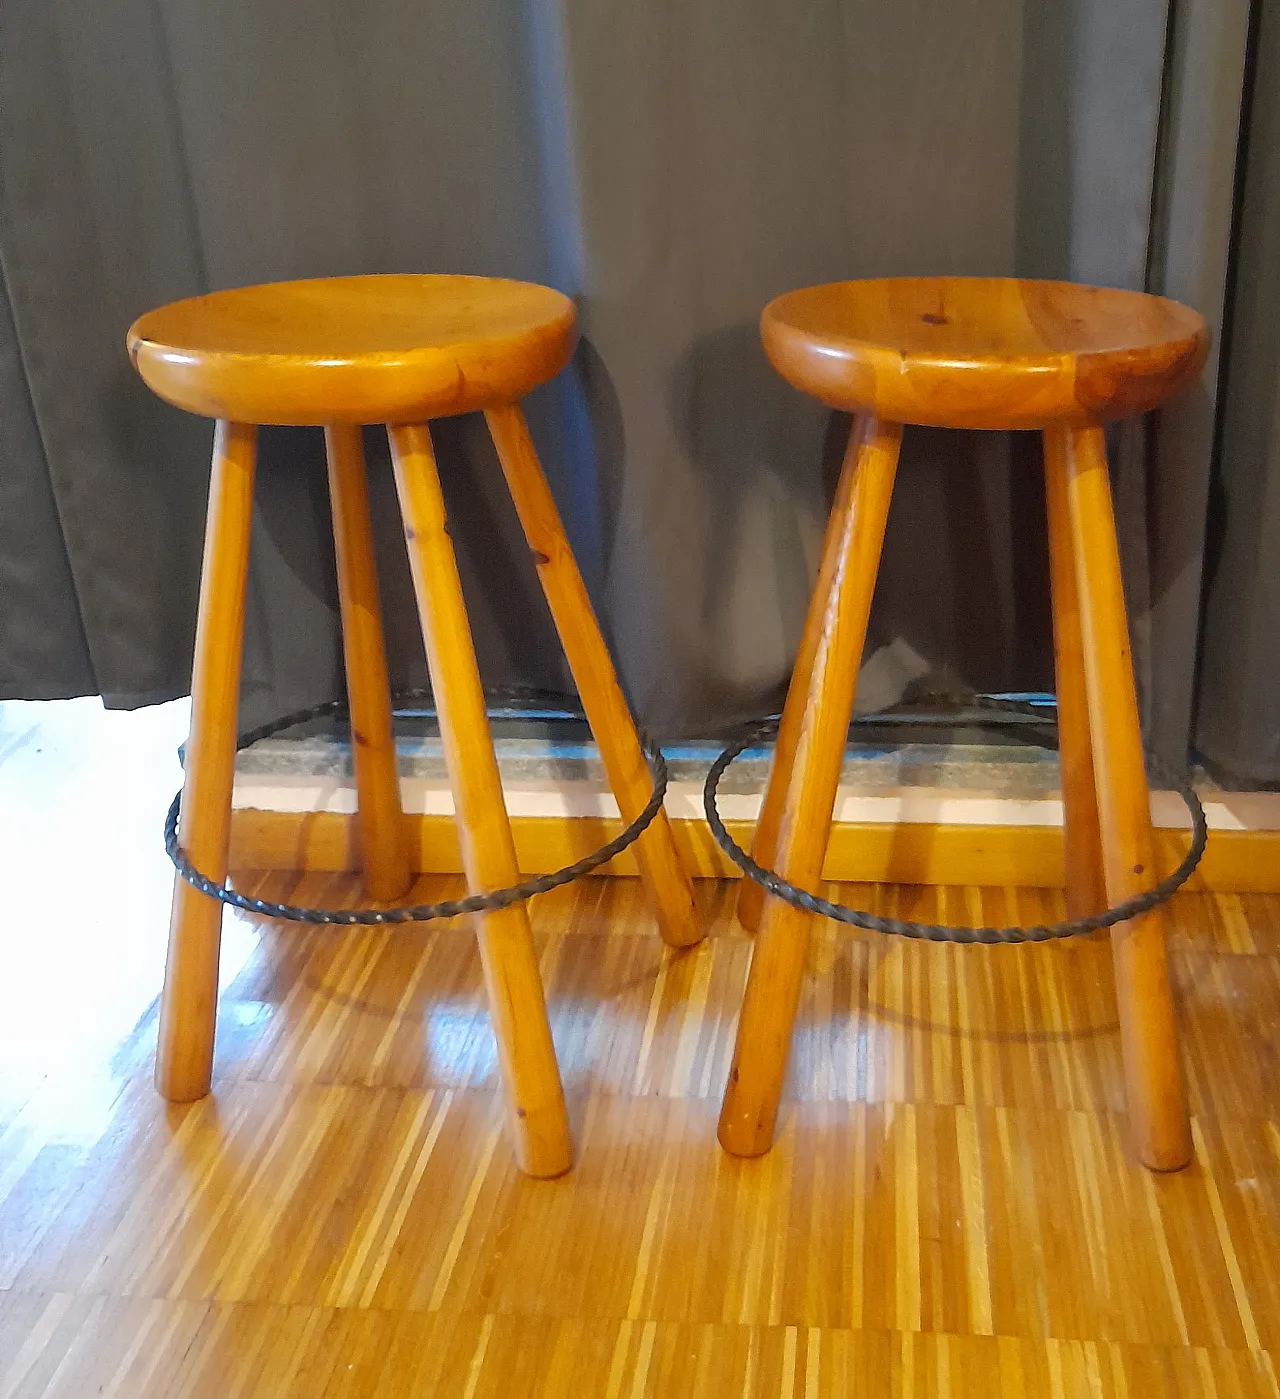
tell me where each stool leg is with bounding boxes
[324,425,411,901]
[738,415,865,935]
[1062,424,1191,1171]
[388,421,572,1178]
[719,417,901,1157]
[156,421,256,1102]
[485,403,701,950]
[1043,427,1107,918]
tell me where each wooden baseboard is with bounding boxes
[228,807,1279,893]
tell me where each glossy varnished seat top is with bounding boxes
[127,274,578,426]
[761,277,1208,430]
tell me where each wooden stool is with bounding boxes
[723,277,1208,1172]
[128,274,702,1178]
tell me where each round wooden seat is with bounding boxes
[128,274,577,426]
[761,277,1209,430]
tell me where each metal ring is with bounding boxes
[165,690,668,925]
[703,704,1208,944]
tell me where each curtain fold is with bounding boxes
[1150,0,1255,771]
[0,0,1250,761]
[1195,0,1280,785]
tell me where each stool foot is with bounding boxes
[1043,427,1107,920]
[156,422,257,1102]
[719,418,901,1156]
[486,403,701,950]
[157,883,224,1102]
[390,422,573,1178]
[738,415,867,936]
[1064,425,1191,1172]
[325,425,411,903]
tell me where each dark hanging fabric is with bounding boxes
[1149,0,1255,772]
[0,0,1251,759]
[1196,0,1280,786]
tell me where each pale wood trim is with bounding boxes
[228,808,1278,893]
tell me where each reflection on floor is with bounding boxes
[1,699,1279,1396]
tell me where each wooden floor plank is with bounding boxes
[3,699,1280,1394]
[3,1299,1279,1398]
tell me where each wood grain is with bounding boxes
[2,764,1280,1399]
[389,421,572,1178]
[228,807,1280,893]
[155,421,256,1103]
[1043,425,1108,919]
[1064,424,1192,1172]
[127,275,577,425]
[738,414,864,935]
[720,418,902,1157]
[323,425,410,902]
[485,402,701,950]
[762,278,1209,429]
[4,695,1280,1391]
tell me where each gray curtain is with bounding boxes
[0,0,1251,756]
[1148,0,1255,771]
[1196,0,1280,785]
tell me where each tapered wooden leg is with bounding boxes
[485,402,701,949]
[1043,427,1107,919]
[389,421,572,1178]
[719,418,901,1156]
[156,421,256,1102]
[1063,424,1191,1171]
[738,416,866,935]
[325,425,411,902]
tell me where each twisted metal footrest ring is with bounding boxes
[165,691,667,926]
[703,703,1207,945]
